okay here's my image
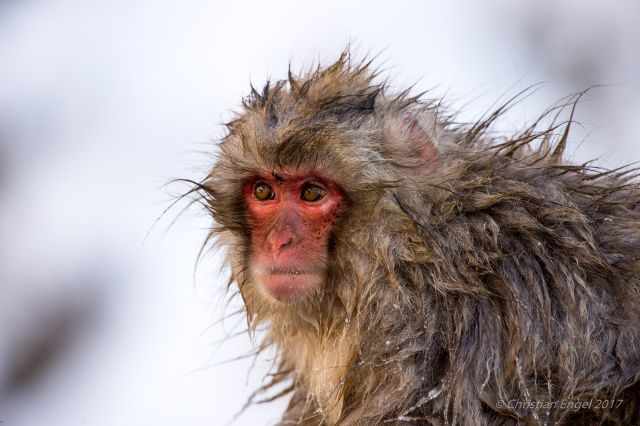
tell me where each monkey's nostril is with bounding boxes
[279,236,293,250]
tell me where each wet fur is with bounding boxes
[194,51,640,425]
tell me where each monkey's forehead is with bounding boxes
[213,143,374,194]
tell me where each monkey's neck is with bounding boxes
[279,326,357,423]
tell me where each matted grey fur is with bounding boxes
[190,51,640,425]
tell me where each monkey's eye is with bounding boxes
[254,182,275,201]
[301,183,326,202]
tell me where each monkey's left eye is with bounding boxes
[301,183,326,202]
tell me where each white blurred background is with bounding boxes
[1,1,638,425]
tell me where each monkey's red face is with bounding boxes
[243,172,343,302]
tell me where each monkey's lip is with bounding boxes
[256,267,323,301]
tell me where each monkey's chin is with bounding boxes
[257,272,322,303]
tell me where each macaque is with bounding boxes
[194,51,640,425]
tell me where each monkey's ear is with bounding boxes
[383,112,439,173]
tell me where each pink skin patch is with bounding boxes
[244,171,343,302]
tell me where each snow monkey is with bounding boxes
[193,51,640,425]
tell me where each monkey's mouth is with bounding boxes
[270,267,310,275]
[254,266,324,302]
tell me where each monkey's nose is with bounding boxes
[268,230,294,253]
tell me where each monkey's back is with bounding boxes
[385,138,640,425]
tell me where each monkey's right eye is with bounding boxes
[254,182,275,201]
